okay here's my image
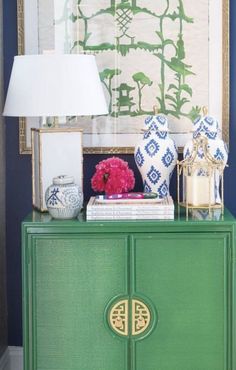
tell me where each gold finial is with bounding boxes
[202,106,208,116]
[153,105,159,115]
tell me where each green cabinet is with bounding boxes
[22,210,236,370]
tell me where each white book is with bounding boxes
[86,214,174,221]
[95,196,161,204]
[86,196,174,220]
[87,209,174,216]
[87,196,174,212]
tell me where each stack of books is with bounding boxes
[86,195,174,220]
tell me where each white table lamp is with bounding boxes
[3,54,108,212]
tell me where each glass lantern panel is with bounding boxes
[184,167,217,207]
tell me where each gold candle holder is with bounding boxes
[177,135,226,217]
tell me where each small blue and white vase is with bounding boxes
[184,114,228,203]
[134,115,178,198]
[45,175,83,219]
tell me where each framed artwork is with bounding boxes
[17,0,229,154]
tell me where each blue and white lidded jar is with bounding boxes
[184,113,228,203]
[45,175,83,219]
[134,114,178,198]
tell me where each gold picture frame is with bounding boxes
[17,0,229,155]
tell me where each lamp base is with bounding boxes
[31,127,83,212]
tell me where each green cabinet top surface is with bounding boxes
[22,207,236,234]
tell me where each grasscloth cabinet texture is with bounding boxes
[22,211,236,370]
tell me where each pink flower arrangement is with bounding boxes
[91,157,135,195]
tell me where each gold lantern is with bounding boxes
[177,135,226,216]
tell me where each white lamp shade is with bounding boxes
[3,54,108,117]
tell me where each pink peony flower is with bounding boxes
[91,157,135,195]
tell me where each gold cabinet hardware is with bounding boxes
[132,299,151,336]
[109,298,151,337]
[109,299,128,336]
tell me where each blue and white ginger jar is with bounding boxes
[45,175,83,219]
[134,115,178,198]
[184,114,228,203]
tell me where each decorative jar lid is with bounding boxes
[144,114,169,132]
[193,115,219,133]
[53,175,74,185]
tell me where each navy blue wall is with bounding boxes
[3,0,236,346]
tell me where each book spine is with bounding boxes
[87,204,174,210]
[86,210,174,216]
[87,208,174,214]
[87,214,174,220]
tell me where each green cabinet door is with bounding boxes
[133,233,232,370]
[24,234,130,370]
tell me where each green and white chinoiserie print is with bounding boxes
[37,1,210,148]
